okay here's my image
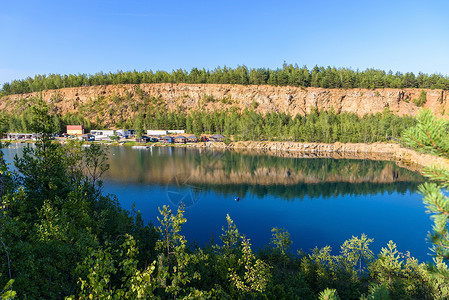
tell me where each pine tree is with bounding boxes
[134,113,144,139]
[402,109,449,261]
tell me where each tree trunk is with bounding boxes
[0,153,5,198]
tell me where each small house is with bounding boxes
[67,125,84,136]
[186,135,198,143]
[136,136,149,143]
[159,136,174,143]
[210,134,225,142]
[174,136,187,144]
[136,136,159,143]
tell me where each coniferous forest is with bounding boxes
[1,95,415,145]
[1,103,449,299]
[1,64,449,96]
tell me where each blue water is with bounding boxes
[2,144,432,262]
[106,182,428,260]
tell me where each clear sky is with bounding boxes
[1,0,448,85]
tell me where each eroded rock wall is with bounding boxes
[1,84,448,127]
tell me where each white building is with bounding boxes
[147,130,168,136]
[90,130,116,136]
[167,130,185,134]
[115,129,127,137]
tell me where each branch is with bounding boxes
[427,168,446,179]
[433,200,449,217]
[426,131,449,159]
[437,241,449,258]
[409,134,426,149]
[0,238,12,279]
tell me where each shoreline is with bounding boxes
[182,141,448,173]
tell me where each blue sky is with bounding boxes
[1,0,448,85]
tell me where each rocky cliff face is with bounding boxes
[1,84,448,126]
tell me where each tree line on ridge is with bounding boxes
[2,63,449,96]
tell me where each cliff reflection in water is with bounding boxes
[104,146,424,200]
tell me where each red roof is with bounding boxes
[67,125,84,130]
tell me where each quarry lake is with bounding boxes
[3,144,432,262]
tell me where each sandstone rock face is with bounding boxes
[1,84,448,127]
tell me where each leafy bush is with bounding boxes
[413,90,427,107]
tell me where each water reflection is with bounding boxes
[104,146,424,199]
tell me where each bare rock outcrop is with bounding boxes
[1,84,448,127]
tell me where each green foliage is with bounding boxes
[83,143,110,186]
[369,241,403,287]
[426,257,449,298]
[366,241,432,298]
[401,109,449,297]
[340,234,374,276]
[142,107,414,143]
[2,65,448,96]
[366,284,390,300]
[134,113,144,139]
[156,205,187,258]
[0,102,157,298]
[0,130,10,198]
[251,100,259,110]
[228,236,271,295]
[0,279,16,299]
[220,214,241,252]
[403,109,449,260]
[153,205,214,298]
[299,235,374,299]
[402,109,449,159]
[270,227,292,257]
[76,235,158,299]
[0,96,93,133]
[74,204,214,299]
[155,205,192,297]
[299,235,449,299]
[413,90,427,107]
[110,134,120,142]
[419,182,449,258]
[318,288,340,300]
